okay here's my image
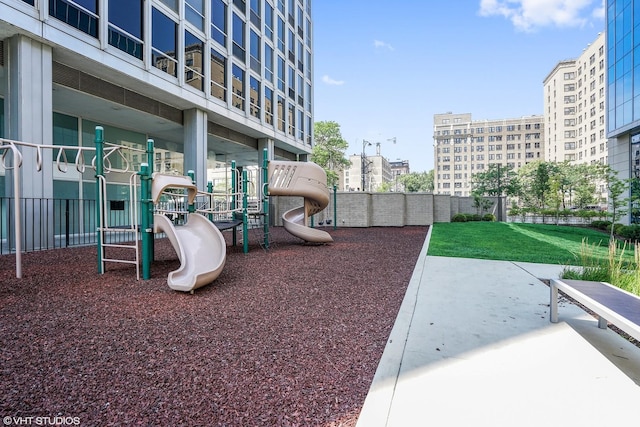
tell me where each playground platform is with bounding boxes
[356,228,640,426]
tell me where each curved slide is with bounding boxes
[268,161,333,243]
[152,174,226,292]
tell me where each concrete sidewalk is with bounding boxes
[356,228,640,427]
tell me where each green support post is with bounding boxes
[231,160,237,246]
[207,181,214,222]
[188,170,196,214]
[333,184,337,230]
[146,139,155,261]
[95,126,104,274]
[139,163,152,280]
[242,170,249,254]
[262,149,269,249]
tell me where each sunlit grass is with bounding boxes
[428,222,623,265]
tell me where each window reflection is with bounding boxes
[152,8,178,77]
[185,31,204,91]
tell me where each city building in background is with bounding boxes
[342,142,398,192]
[544,33,607,166]
[0,0,314,201]
[433,112,545,196]
[544,32,607,204]
[389,160,410,192]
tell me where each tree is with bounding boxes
[471,164,520,197]
[604,166,629,241]
[398,171,434,192]
[311,121,351,187]
[471,164,519,221]
[518,161,552,211]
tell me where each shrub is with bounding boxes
[482,213,496,222]
[451,213,467,222]
[591,220,611,230]
[618,225,640,241]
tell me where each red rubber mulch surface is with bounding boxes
[0,226,428,426]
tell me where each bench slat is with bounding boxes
[560,279,640,325]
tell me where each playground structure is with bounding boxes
[1,126,335,291]
[268,161,333,243]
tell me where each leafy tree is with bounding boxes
[604,166,629,241]
[399,171,434,192]
[471,164,520,197]
[471,164,519,221]
[311,121,351,187]
[518,161,553,211]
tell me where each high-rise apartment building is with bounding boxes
[606,0,640,223]
[433,113,545,196]
[544,32,607,166]
[0,0,314,199]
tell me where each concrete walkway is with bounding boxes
[357,227,640,427]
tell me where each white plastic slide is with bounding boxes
[268,161,333,243]
[152,173,226,292]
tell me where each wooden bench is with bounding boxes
[550,279,640,342]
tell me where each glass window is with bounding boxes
[232,13,245,62]
[277,17,285,52]
[298,109,304,140]
[152,8,178,77]
[306,17,311,48]
[233,0,246,13]
[108,0,143,59]
[211,0,227,46]
[265,87,274,125]
[184,31,204,91]
[232,64,245,111]
[288,65,295,99]
[288,102,295,136]
[278,0,284,15]
[250,30,261,74]
[277,96,285,132]
[277,56,285,92]
[250,0,260,27]
[211,49,227,101]
[157,0,178,12]
[287,29,295,63]
[297,39,303,72]
[265,3,274,40]
[297,74,303,106]
[49,0,98,37]
[249,76,260,119]
[265,44,274,82]
[186,0,205,30]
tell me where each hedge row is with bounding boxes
[452,213,496,222]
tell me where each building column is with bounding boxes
[6,34,53,199]
[5,35,53,251]
[183,108,208,189]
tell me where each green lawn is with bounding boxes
[427,222,618,265]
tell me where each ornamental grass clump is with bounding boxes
[562,238,640,296]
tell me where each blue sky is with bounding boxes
[312,0,607,173]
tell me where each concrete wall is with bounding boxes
[271,193,507,227]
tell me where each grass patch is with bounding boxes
[427,222,619,265]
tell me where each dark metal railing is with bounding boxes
[0,197,136,255]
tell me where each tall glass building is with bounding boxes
[607,0,640,222]
[0,0,314,199]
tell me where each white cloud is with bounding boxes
[373,40,395,51]
[322,75,345,86]
[479,0,604,32]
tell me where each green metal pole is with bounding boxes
[95,126,104,274]
[146,139,155,261]
[242,170,249,254]
[139,163,151,280]
[333,184,337,230]
[207,181,213,222]
[187,170,196,214]
[262,149,269,249]
[231,160,237,246]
